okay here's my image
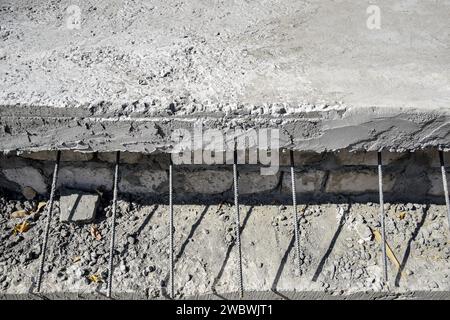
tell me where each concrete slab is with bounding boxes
[0,0,449,153]
[60,191,99,223]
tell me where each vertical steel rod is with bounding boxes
[290,150,302,276]
[233,150,244,298]
[36,150,61,293]
[439,151,450,231]
[378,152,388,282]
[169,162,174,299]
[107,151,120,298]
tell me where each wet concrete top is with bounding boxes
[0,0,449,153]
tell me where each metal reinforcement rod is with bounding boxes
[169,161,174,299]
[233,149,244,298]
[36,150,61,293]
[290,150,302,276]
[107,151,120,298]
[378,152,388,282]
[439,151,450,231]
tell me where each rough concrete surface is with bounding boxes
[0,196,449,299]
[0,0,449,153]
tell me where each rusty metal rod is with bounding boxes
[233,150,244,298]
[439,151,450,231]
[169,162,174,299]
[36,150,61,293]
[107,151,120,298]
[378,152,388,282]
[290,150,302,276]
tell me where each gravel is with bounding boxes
[0,195,449,299]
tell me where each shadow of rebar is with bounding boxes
[394,204,429,287]
[311,203,351,282]
[270,233,295,300]
[211,206,254,299]
[66,193,82,222]
[270,205,310,300]
[161,205,210,299]
[132,205,159,238]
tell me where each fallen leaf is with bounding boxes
[90,225,102,241]
[11,210,28,218]
[13,221,31,235]
[87,274,102,283]
[10,202,46,219]
[36,202,47,213]
[398,212,406,220]
[72,256,81,263]
[371,228,407,277]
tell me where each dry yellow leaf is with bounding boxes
[90,225,102,241]
[10,202,46,219]
[72,256,81,263]
[398,212,406,220]
[88,274,102,283]
[13,221,31,235]
[372,228,407,277]
[36,202,47,213]
[11,210,28,218]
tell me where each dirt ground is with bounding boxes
[0,194,449,299]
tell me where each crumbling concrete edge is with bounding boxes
[0,104,449,154]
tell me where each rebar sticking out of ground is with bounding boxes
[290,150,302,276]
[378,152,388,282]
[439,151,450,231]
[169,162,174,299]
[233,149,244,298]
[107,151,120,298]
[36,150,61,293]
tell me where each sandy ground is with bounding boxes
[0,195,449,299]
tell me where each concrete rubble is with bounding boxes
[59,191,99,224]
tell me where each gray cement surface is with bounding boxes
[0,0,449,152]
